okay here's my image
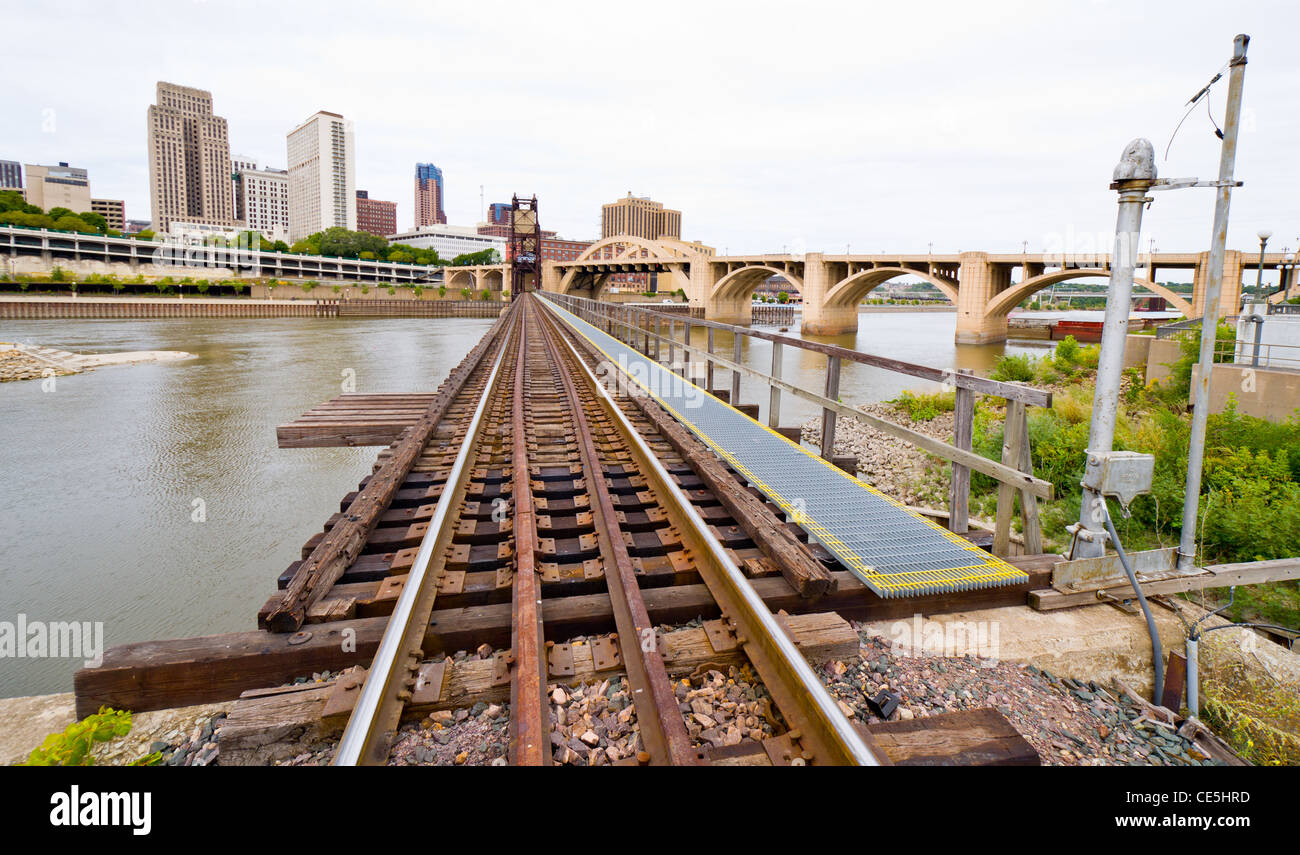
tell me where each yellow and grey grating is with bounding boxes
[543,298,1028,598]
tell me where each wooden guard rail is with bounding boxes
[545,294,1054,555]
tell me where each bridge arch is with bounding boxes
[479,268,504,292]
[445,268,476,294]
[823,267,959,308]
[712,265,804,303]
[985,269,1192,318]
[569,234,702,265]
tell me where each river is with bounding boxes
[0,310,1051,697]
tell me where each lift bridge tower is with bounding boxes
[509,195,541,299]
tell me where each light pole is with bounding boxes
[1068,138,1158,559]
[1248,229,1270,365]
[1179,33,1250,571]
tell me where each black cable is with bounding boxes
[1103,506,1165,703]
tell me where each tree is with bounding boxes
[0,190,40,215]
[77,211,109,233]
[271,240,289,253]
[777,291,789,304]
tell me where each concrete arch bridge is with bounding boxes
[542,239,1284,342]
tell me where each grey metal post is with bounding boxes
[1249,231,1270,366]
[667,318,676,368]
[1071,138,1157,559]
[1180,33,1249,570]
[768,342,784,429]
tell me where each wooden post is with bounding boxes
[994,400,1027,556]
[1015,403,1043,554]
[731,335,743,405]
[820,355,841,461]
[655,316,662,361]
[668,319,676,367]
[948,369,975,534]
[769,342,784,429]
[706,327,716,393]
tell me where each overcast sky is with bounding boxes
[5,0,1297,256]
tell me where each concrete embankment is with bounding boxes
[0,296,508,319]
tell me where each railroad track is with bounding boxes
[79,292,1044,765]
[326,294,882,765]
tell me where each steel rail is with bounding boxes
[532,298,698,766]
[508,299,550,765]
[540,297,884,766]
[333,305,519,766]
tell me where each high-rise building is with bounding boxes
[355,190,397,237]
[0,160,22,191]
[486,201,511,226]
[414,163,446,226]
[91,198,126,231]
[230,153,258,222]
[24,162,93,213]
[600,192,681,241]
[240,167,290,242]
[146,82,235,233]
[286,111,356,242]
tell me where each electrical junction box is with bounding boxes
[1081,450,1155,510]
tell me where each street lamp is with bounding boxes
[1247,229,1271,365]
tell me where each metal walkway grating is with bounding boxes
[544,298,1028,598]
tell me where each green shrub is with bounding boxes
[20,707,161,766]
[989,353,1036,382]
[891,389,955,422]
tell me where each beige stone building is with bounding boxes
[24,162,92,213]
[600,193,682,240]
[90,198,125,231]
[146,82,235,233]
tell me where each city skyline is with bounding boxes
[3,1,1298,255]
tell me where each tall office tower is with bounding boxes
[146,82,235,233]
[241,167,290,241]
[486,201,511,226]
[355,190,397,237]
[231,154,258,222]
[600,192,682,240]
[0,160,22,191]
[414,162,446,226]
[23,162,92,212]
[286,111,356,242]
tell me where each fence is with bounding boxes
[544,292,1056,555]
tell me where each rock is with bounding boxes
[551,687,568,705]
[897,707,914,721]
[579,729,600,747]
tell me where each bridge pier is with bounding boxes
[1192,249,1242,317]
[954,252,1011,344]
[799,253,856,335]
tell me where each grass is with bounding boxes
[890,389,955,422]
[1199,636,1300,766]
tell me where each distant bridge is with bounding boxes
[542,236,1295,342]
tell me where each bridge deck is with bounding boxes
[543,297,1029,598]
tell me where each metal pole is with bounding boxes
[1180,33,1249,570]
[1070,139,1157,559]
[1250,232,1269,366]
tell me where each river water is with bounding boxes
[0,310,1050,698]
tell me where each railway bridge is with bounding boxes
[71,291,1293,766]
[543,236,1293,342]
